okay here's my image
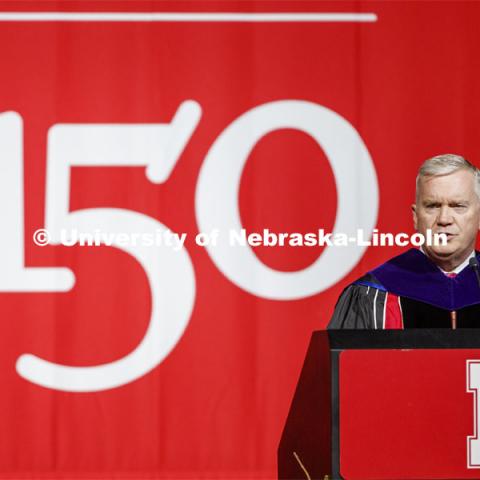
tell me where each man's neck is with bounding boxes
[420,248,475,274]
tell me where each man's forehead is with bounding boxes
[417,170,478,201]
[420,193,472,202]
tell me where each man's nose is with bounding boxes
[437,206,453,225]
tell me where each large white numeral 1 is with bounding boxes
[195,100,378,300]
[15,101,201,392]
[0,112,74,291]
[467,360,480,468]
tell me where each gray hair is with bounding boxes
[416,153,480,201]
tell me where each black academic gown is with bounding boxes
[328,249,480,329]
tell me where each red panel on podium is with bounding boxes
[339,350,480,479]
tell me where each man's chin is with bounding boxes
[423,246,457,260]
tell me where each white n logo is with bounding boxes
[467,360,480,468]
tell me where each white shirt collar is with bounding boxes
[419,248,475,275]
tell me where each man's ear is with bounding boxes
[477,200,480,230]
[412,204,418,230]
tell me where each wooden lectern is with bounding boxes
[278,330,480,479]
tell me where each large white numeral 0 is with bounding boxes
[14,101,201,392]
[467,360,480,468]
[195,100,378,300]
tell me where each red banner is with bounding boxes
[1,1,479,477]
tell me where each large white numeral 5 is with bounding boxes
[1,102,201,392]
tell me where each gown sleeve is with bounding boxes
[327,282,387,329]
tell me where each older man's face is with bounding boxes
[412,169,480,270]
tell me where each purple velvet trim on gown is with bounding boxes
[362,248,480,311]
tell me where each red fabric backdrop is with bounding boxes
[0,1,479,478]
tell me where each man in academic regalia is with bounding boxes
[328,154,480,329]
